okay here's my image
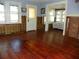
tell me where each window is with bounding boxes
[10,6,19,23]
[0,1,21,24]
[55,10,66,22]
[29,8,36,19]
[49,10,55,23]
[0,4,5,23]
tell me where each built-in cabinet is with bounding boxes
[66,16,79,39]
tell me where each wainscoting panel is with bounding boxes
[37,17,44,30]
[66,16,79,39]
[0,16,26,35]
[0,25,5,34]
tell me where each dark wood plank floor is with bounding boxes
[0,30,79,59]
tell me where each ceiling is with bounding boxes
[28,0,54,2]
[0,0,65,4]
[25,0,65,3]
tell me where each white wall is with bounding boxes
[67,0,79,16]
[0,0,39,16]
[36,3,46,17]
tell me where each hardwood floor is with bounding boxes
[0,30,79,59]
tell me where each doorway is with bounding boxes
[45,1,66,36]
[26,5,37,31]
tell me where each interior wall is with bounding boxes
[67,0,79,16]
[36,3,46,17]
[0,0,67,34]
[0,16,26,34]
[34,3,45,30]
[0,0,39,34]
[44,1,67,35]
[65,16,79,39]
[0,0,26,34]
[65,0,79,38]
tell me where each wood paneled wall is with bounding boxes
[0,16,45,35]
[37,17,45,30]
[0,16,26,35]
[66,16,79,39]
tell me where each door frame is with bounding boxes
[26,5,37,31]
[46,1,67,36]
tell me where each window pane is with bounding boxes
[10,6,19,23]
[29,8,36,18]
[56,11,62,15]
[0,4,5,23]
[0,13,5,21]
[56,10,65,22]
[50,16,54,22]
[0,4,4,12]
[63,11,65,14]
[49,10,55,15]
[62,19,65,22]
[56,15,61,18]
[10,14,18,21]
[63,15,66,19]
[10,6,18,12]
[56,19,61,22]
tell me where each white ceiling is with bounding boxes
[0,0,65,4]
[25,0,65,3]
[29,0,53,2]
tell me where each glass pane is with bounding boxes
[10,14,18,21]
[63,11,65,14]
[0,13,5,21]
[56,15,61,18]
[63,15,66,19]
[49,10,55,15]
[29,8,36,18]
[56,11,62,15]
[62,19,65,22]
[10,6,18,12]
[0,4,4,12]
[56,19,61,22]
[50,16,54,22]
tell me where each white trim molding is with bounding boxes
[67,14,79,17]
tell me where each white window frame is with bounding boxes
[48,10,55,23]
[0,1,21,24]
[0,3,5,24]
[8,1,21,24]
[10,5,19,23]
